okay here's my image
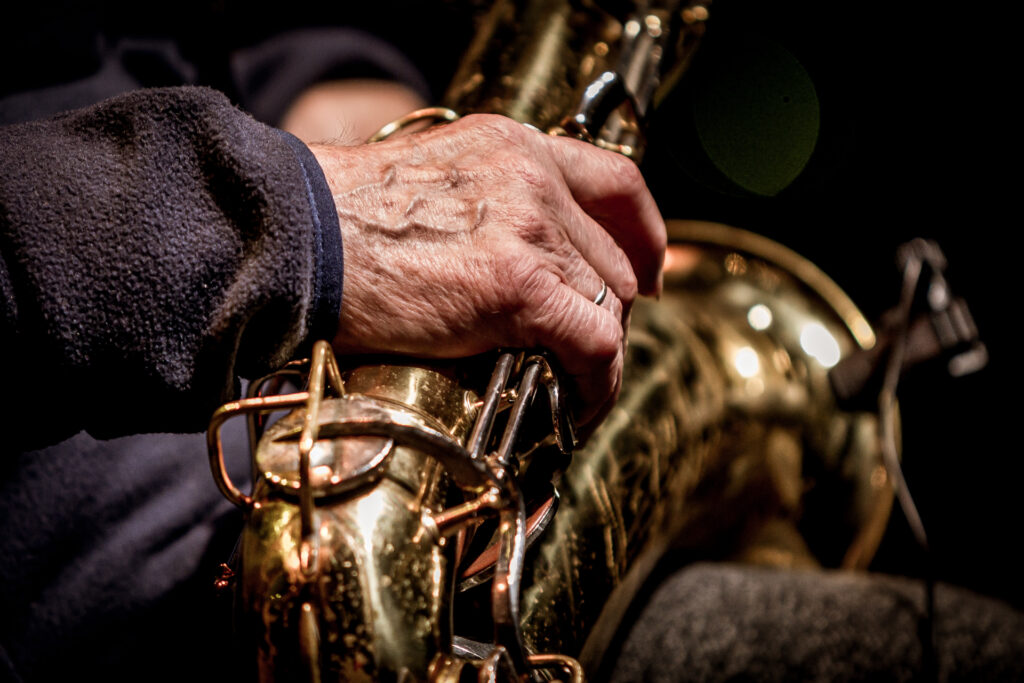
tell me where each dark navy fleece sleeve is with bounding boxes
[0,86,342,448]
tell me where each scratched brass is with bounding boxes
[237,363,482,681]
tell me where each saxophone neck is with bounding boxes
[444,0,711,160]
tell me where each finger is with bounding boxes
[572,290,626,440]
[603,286,626,330]
[536,134,667,296]
[546,231,630,331]
[517,219,632,335]
[530,228,624,312]
[419,115,662,297]
[572,334,624,426]
[548,184,639,309]
[477,132,639,310]
[515,271,625,425]
[439,115,664,295]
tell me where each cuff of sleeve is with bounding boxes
[276,129,343,349]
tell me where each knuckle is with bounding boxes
[507,154,551,193]
[610,154,644,192]
[590,317,623,363]
[602,247,639,306]
[651,218,668,256]
[463,113,529,145]
[560,301,622,366]
[618,266,639,305]
[608,292,624,321]
[505,203,557,248]
[519,279,621,363]
[501,251,559,312]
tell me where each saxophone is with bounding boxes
[207,1,895,680]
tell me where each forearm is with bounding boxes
[0,86,341,448]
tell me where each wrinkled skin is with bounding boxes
[310,113,666,426]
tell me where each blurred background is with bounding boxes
[635,0,1020,611]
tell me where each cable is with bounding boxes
[878,248,936,682]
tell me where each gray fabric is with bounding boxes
[0,86,341,449]
[609,563,1024,682]
[0,85,341,680]
[0,424,252,682]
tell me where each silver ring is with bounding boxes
[593,280,608,306]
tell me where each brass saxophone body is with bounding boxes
[208,2,893,680]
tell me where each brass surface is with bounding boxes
[232,361,483,681]
[211,2,895,680]
[515,221,892,670]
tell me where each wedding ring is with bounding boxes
[593,280,608,306]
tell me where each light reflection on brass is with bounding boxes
[682,5,710,24]
[871,463,889,488]
[800,321,842,368]
[725,252,748,275]
[734,346,760,378]
[644,14,662,37]
[747,303,773,330]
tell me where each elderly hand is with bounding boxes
[309,114,666,425]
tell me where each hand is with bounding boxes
[309,114,666,425]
